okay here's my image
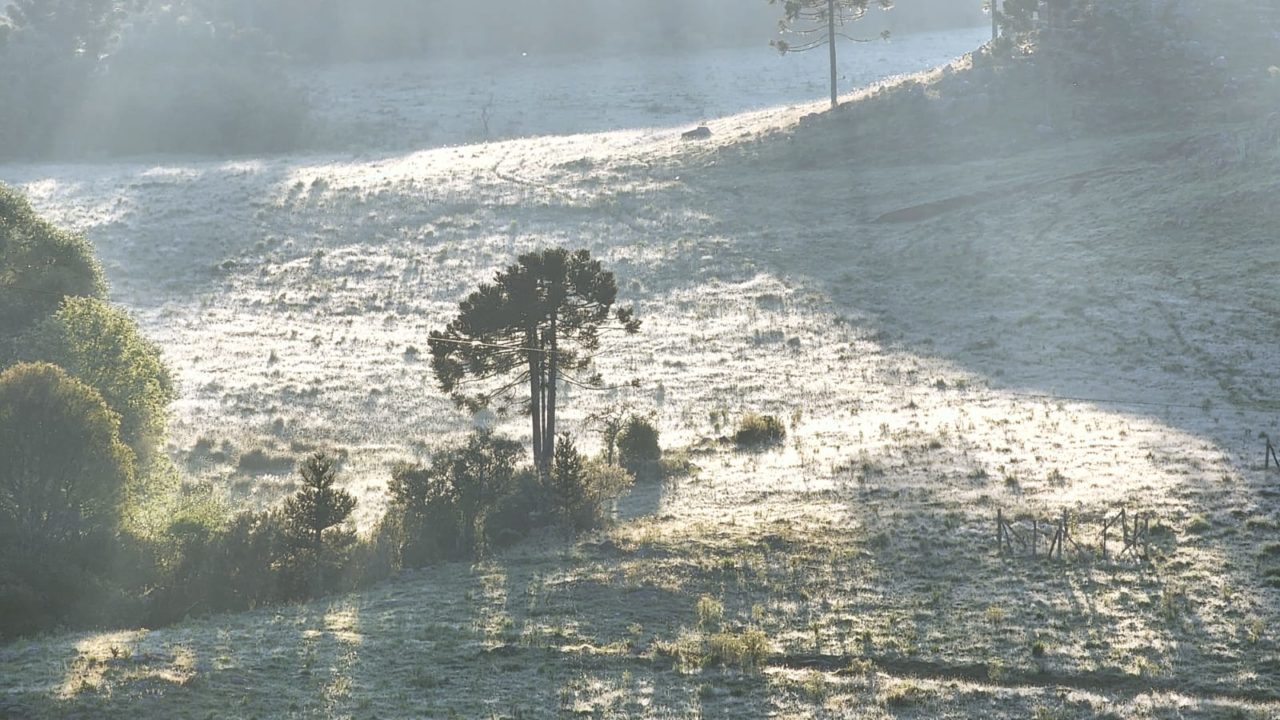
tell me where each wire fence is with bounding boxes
[996,507,1151,563]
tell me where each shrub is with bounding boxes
[349,514,401,587]
[705,629,770,671]
[143,506,289,625]
[386,459,463,566]
[235,447,296,474]
[617,414,662,482]
[390,430,525,561]
[584,460,634,513]
[486,469,548,548]
[734,412,787,449]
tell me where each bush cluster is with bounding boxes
[142,453,359,625]
[734,412,787,449]
[376,430,635,572]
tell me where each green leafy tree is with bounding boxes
[147,507,285,623]
[0,183,105,343]
[429,248,640,476]
[443,430,524,556]
[389,431,534,560]
[0,362,135,638]
[771,0,893,108]
[387,459,459,566]
[280,453,356,595]
[26,296,174,457]
[0,361,134,553]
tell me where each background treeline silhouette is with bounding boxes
[0,0,984,160]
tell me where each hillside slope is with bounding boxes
[4,54,1280,719]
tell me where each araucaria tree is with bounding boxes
[771,0,893,108]
[280,453,356,595]
[429,248,640,476]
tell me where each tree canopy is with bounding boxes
[429,248,639,475]
[0,183,105,342]
[24,296,175,457]
[0,361,135,555]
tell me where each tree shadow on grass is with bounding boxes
[824,438,1280,704]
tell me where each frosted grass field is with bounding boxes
[0,29,990,519]
[4,24,1280,717]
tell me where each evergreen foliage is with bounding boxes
[429,249,639,475]
[547,433,589,530]
[546,435,634,533]
[279,453,357,596]
[771,0,892,53]
[770,0,893,107]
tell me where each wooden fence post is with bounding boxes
[1032,517,1038,559]
[1120,508,1129,558]
[1141,514,1150,560]
[1101,513,1111,561]
[1057,508,1068,560]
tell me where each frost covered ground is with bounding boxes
[0,29,989,523]
[5,25,1280,719]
